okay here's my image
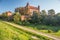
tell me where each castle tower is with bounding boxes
[38,5,40,13]
[26,2,29,7]
[25,2,30,15]
[38,5,40,17]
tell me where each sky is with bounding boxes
[0,0,60,13]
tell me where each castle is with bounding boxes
[15,2,40,21]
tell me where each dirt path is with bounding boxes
[3,21,60,40]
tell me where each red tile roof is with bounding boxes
[6,11,12,13]
[29,6,38,10]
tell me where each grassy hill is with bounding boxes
[0,21,54,40]
[0,21,33,40]
[25,24,60,37]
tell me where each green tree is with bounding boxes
[56,13,60,16]
[48,9,55,16]
[41,10,47,16]
[1,12,8,20]
[13,12,21,23]
[29,11,39,24]
[39,10,47,24]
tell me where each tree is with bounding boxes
[55,13,60,25]
[13,12,21,23]
[29,11,39,24]
[48,9,55,16]
[1,12,8,20]
[39,10,47,24]
[56,13,60,16]
[41,10,47,16]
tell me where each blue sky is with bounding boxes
[0,0,60,13]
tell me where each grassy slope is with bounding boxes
[0,21,33,40]
[0,21,53,40]
[25,24,60,37]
